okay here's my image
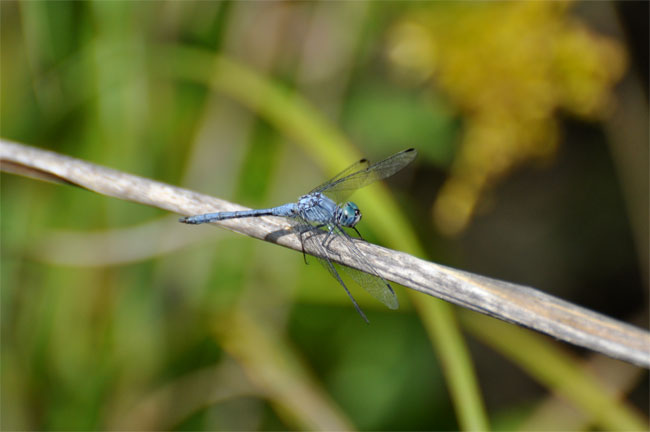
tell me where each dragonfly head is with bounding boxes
[337,202,362,227]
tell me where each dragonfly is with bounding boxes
[179,148,417,322]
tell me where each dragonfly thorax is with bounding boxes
[336,202,362,227]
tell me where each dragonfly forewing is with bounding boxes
[312,148,416,203]
[309,158,370,195]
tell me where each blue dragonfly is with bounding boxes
[180,148,417,321]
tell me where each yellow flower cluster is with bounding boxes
[387,1,626,235]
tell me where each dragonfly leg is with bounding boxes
[298,229,308,264]
[322,225,359,250]
[322,226,336,250]
[341,280,369,323]
[299,225,326,264]
[298,229,311,264]
[325,259,369,323]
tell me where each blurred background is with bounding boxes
[1,1,648,430]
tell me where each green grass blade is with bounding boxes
[461,311,648,431]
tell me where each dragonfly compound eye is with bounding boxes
[339,202,362,227]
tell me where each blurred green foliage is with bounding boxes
[1,1,647,431]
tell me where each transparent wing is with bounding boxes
[312,158,370,190]
[310,148,416,203]
[300,223,399,312]
[332,226,399,310]
[312,243,370,323]
[338,261,399,310]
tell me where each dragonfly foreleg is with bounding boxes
[322,226,336,250]
[321,224,361,250]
